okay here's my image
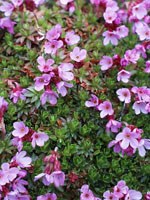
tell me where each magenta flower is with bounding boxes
[11,137,23,152]
[137,139,150,157]
[44,40,63,55]
[10,87,26,104]
[116,127,139,149]
[132,101,148,115]
[46,24,62,41]
[0,17,16,34]
[116,25,129,38]
[58,63,74,81]
[60,0,73,5]
[98,101,114,118]
[116,88,131,104]
[145,61,150,73]
[11,0,23,7]
[50,171,65,187]
[132,3,147,20]
[113,180,129,198]
[103,8,117,24]
[34,74,51,91]
[106,119,122,133]
[124,49,140,64]
[12,121,29,138]
[0,170,9,186]
[85,94,99,108]
[125,190,142,200]
[37,56,54,72]
[103,31,119,46]
[31,132,49,148]
[13,178,28,193]
[103,190,118,200]
[117,70,131,83]
[0,96,8,121]
[40,90,58,105]
[135,23,150,41]
[1,163,19,182]
[80,185,95,200]
[70,47,87,62]
[56,81,73,96]
[11,151,32,168]
[37,193,57,200]
[65,31,80,45]
[0,2,14,16]
[99,56,113,71]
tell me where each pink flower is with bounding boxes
[58,63,74,81]
[37,193,57,200]
[50,171,65,187]
[0,2,14,16]
[116,88,131,104]
[124,49,140,64]
[46,24,62,41]
[65,31,80,45]
[40,90,58,105]
[12,121,29,138]
[135,23,150,41]
[132,3,147,20]
[125,190,142,200]
[10,87,26,104]
[0,96,8,121]
[145,60,150,73]
[85,94,99,108]
[103,8,117,24]
[145,192,150,200]
[31,132,49,148]
[11,151,32,168]
[103,190,118,200]
[0,17,16,34]
[98,101,114,118]
[34,74,51,91]
[60,0,73,5]
[56,81,73,96]
[135,44,146,58]
[11,137,23,152]
[132,101,148,115]
[44,40,63,55]
[34,0,45,7]
[113,180,129,198]
[70,47,87,62]
[103,31,119,46]
[116,25,129,38]
[13,178,28,193]
[106,119,122,133]
[99,56,113,71]
[37,56,54,72]
[137,139,150,157]
[80,185,95,200]
[116,127,139,149]
[117,70,131,83]
[0,170,9,185]
[11,0,23,7]
[1,163,19,182]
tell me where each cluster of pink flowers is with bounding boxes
[80,180,143,200]
[0,151,32,199]
[11,121,49,151]
[34,149,65,188]
[57,0,75,14]
[85,94,150,157]
[0,0,45,34]
[109,125,150,157]
[34,24,86,106]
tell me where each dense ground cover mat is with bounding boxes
[0,0,150,199]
